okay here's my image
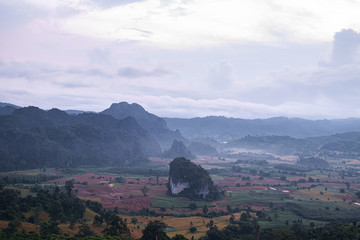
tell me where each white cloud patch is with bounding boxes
[58,0,360,47]
[0,1,47,31]
[85,0,146,9]
[330,29,360,66]
[117,67,170,78]
[205,62,234,89]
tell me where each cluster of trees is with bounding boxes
[235,159,269,166]
[199,213,360,240]
[296,157,329,169]
[0,180,85,226]
[0,173,61,184]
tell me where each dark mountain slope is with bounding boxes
[163,140,196,160]
[0,107,161,171]
[101,102,186,149]
[0,102,21,115]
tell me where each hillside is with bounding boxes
[101,102,187,149]
[0,106,162,171]
[162,140,196,160]
[0,102,20,115]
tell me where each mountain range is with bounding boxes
[1,101,360,171]
[164,116,360,140]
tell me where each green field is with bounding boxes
[151,196,215,208]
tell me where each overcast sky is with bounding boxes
[1,0,360,119]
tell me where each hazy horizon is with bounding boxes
[1,0,360,119]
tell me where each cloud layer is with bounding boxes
[1,0,360,119]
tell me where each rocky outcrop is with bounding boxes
[169,178,190,195]
[162,140,196,160]
[167,157,223,200]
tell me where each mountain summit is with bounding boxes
[101,102,186,149]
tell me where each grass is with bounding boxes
[151,196,215,208]
[23,211,50,222]
[118,214,234,239]
[222,190,289,206]
[258,210,327,229]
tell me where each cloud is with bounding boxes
[0,59,112,80]
[330,29,360,66]
[205,62,234,89]
[117,67,170,78]
[0,1,47,31]
[59,0,360,47]
[65,67,111,78]
[85,0,146,9]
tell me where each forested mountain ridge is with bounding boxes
[102,102,187,149]
[0,106,161,171]
[165,116,360,140]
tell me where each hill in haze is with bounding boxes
[162,140,196,160]
[225,132,360,155]
[101,102,187,149]
[165,116,360,140]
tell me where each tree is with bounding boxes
[93,215,104,226]
[229,215,236,224]
[131,217,138,225]
[189,203,197,210]
[356,191,360,198]
[226,205,232,213]
[65,180,74,198]
[141,185,149,196]
[40,221,60,236]
[189,226,197,233]
[76,223,94,237]
[209,220,214,228]
[240,213,249,221]
[141,220,170,240]
[171,234,188,240]
[204,227,226,240]
[103,214,130,237]
[48,200,63,221]
[202,205,208,214]
[3,221,20,234]
[274,212,279,225]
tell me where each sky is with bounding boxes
[1,0,360,119]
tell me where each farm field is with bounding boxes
[2,152,360,239]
